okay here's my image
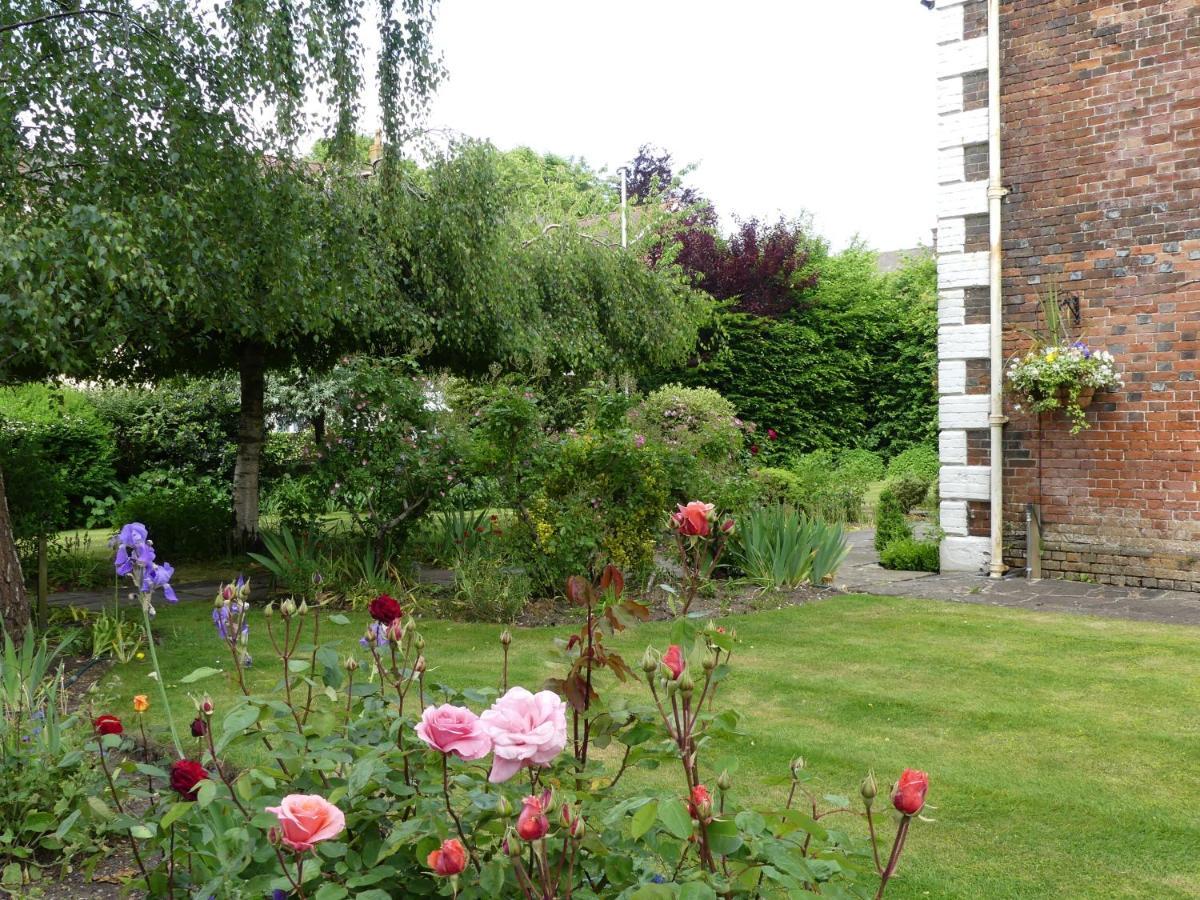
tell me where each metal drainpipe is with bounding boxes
[987,0,1009,577]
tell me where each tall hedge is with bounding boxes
[657,248,936,457]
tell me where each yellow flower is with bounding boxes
[132,694,150,713]
[1045,350,1058,363]
[135,652,145,660]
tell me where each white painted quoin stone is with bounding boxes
[935,0,991,574]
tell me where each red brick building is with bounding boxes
[935,0,1200,588]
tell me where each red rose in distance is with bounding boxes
[891,768,929,816]
[368,594,403,624]
[170,759,210,801]
[94,715,123,736]
[662,644,685,679]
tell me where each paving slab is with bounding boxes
[842,529,1200,626]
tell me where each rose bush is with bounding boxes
[85,527,930,898]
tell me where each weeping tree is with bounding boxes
[0,0,446,573]
[0,0,442,629]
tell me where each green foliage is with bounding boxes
[0,625,98,880]
[889,474,933,515]
[313,358,463,551]
[17,534,111,593]
[887,444,940,484]
[836,448,886,484]
[469,384,673,592]
[113,472,230,560]
[879,537,941,573]
[87,378,240,482]
[659,248,937,458]
[262,475,327,533]
[874,490,912,554]
[246,527,325,601]
[751,451,873,524]
[448,543,533,623]
[730,504,850,588]
[411,508,500,567]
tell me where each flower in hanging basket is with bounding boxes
[1007,340,1122,433]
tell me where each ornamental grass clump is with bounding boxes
[85,525,931,897]
[1006,288,1123,432]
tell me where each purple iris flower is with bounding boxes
[213,602,249,641]
[112,522,155,575]
[141,561,178,603]
[360,621,389,649]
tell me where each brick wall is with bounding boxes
[1000,0,1200,589]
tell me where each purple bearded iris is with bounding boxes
[112,521,155,575]
[141,561,178,603]
[213,602,249,642]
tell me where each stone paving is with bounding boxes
[840,529,1200,626]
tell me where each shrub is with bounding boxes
[887,444,939,484]
[448,543,533,622]
[113,471,230,559]
[789,451,867,523]
[837,448,885,485]
[87,377,240,481]
[889,473,933,514]
[874,488,912,553]
[730,504,850,588]
[0,414,117,531]
[472,383,673,593]
[262,473,327,533]
[880,537,941,573]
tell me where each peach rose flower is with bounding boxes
[265,794,346,852]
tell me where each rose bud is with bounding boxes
[499,629,512,647]
[344,656,359,673]
[413,655,426,675]
[717,770,732,791]
[503,829,523,857]
[891,769,929,816]
[516,794,550,841]
[689,784,713,823]
[280,598,297,618]
[790,757,806,780]
[132,695,149,713]
[190,717,208,738]
[200,696,214,717]
[861,771,878,806]
[641,646,660,675]
[721,518,735,534]
[569,815,586,840]
[297,600,309,617]
[94,714,123,736]
[414,633,425,652]
[263,601,274,619]
[702,651,717,672]
[386,619,405,643]
[495,795,514,818]
[661,644,685,680]
[427,838,467,877]
[677,670,695,699]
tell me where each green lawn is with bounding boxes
[94,595,1200,898]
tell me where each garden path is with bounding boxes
[842,529,1200,626]
[48,534,1200,626]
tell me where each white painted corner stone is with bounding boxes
[938,251,990,289]
[939,429,968,466]
[938,289,966,327]
[938,360,967,395]
[941,536,990,573]
[939,393,990,430]
[938,323,989,360]
[940,499,969,537]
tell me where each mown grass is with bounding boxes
[93,594,1200,898]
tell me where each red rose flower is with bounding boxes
[749,444,760,456]
[671,501,714,537]
[170,759,210,801]
[767,428,778,441]
[368,594,403,624]
[427,838,467,876]
[891,768,929,816]
[94,715,123,736]
[190,717,208,738]
[662,644,685,680]
[516,793,550,841]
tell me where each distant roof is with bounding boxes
[876,246,932,274]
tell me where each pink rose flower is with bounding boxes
[672,501,715,537]
[480,687,567,784]
[264,794,346,852]
[415,704,492,761]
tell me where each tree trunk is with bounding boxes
[312,411,325,446]
[233,342,267,548]
[0,464,30,639]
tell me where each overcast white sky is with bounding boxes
[416,0,938,252]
